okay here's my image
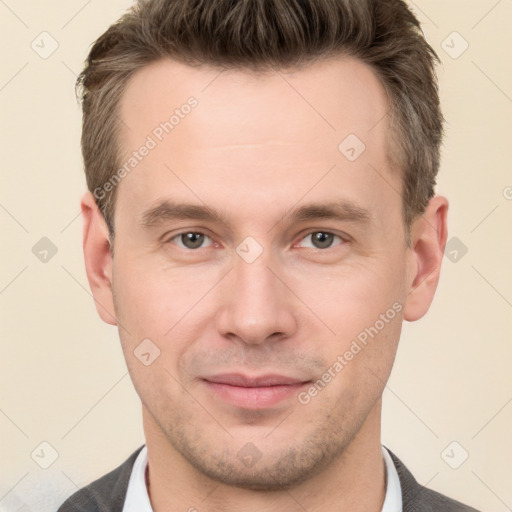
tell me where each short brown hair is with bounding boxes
[77,0,443,241]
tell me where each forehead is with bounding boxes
[119,55,389,143]
[115,56,397,228]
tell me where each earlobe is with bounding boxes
[81,191,117,326]
[403,195,449,322]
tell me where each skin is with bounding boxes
[82,56,448,511]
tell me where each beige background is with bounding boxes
[1,1,511,511]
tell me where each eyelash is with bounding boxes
[167,230,347,251]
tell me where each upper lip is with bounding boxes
[203,373,309,387]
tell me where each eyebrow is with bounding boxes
[140,201,230,228]
[277,201,372,229]
[139,199,372,231]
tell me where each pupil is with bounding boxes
[312,232,333,249]
[182,232,204,249]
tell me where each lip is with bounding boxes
[204,373,307,387]
[202,373,311,409]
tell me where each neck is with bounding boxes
[143,400,386,512]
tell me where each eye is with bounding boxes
[170,232,214,250]
[297,231,344,250]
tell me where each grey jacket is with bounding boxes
[57,446,480,511]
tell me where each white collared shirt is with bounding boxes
[123,445,402,511]
[381,445,403,512]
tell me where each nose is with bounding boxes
[215,252,298,345]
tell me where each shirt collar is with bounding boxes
[122,445,152,512]
[381,446,403,512]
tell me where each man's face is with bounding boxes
[110,57,413,489]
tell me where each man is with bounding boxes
[58,0,479,510]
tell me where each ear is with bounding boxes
[403,195,449,322]
[81,191,117,326]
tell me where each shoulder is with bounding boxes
[387,448,481,512]
[57,445,144,512]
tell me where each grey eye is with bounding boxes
[310,232,335,249]
[179,232,206,249]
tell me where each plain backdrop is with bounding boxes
[1,1,511,511]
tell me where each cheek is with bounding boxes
[111,257,224,397]
[288,259,405,396]
[112,255,217,339]
[287,258,405,335]
[305,305,403,419]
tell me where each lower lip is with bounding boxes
[203,380,309,409]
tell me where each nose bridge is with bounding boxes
[216,248,297,344]
[236,255,277,308]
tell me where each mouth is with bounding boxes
[202,373,312,409]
